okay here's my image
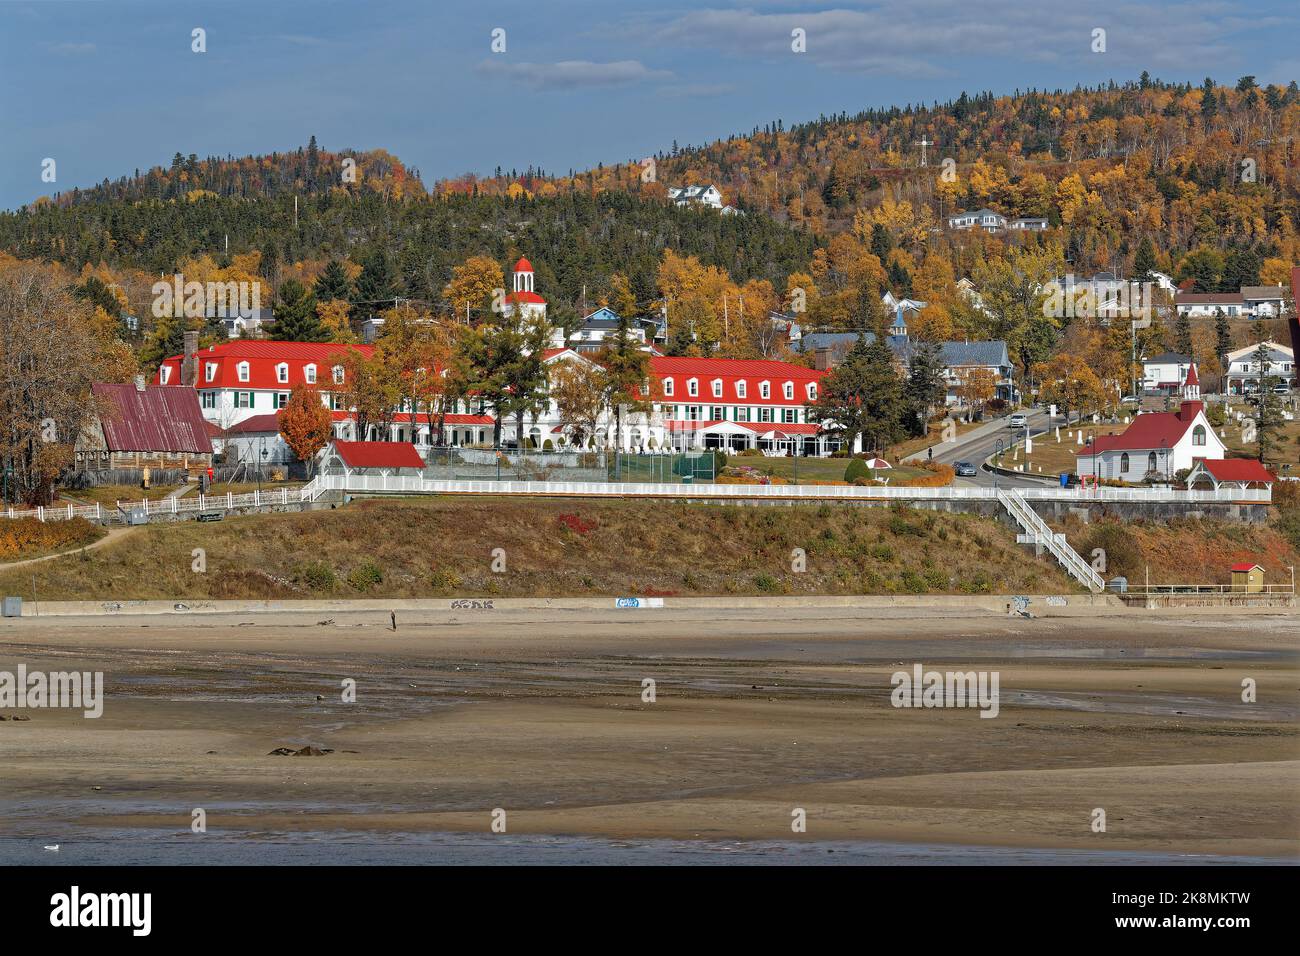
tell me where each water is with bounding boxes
[1,828,1291,866]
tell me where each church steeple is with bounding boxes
[1182,362,1200,400]
[513,256,534,293]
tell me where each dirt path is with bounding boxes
[0,526,134,571]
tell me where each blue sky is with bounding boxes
[1,0,1297,211]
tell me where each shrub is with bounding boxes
[900,570,928,593]
[0,517,101,560]
[300,561,337,591]
[429,567,462,591]
[844,458,871,482]
[753,573,781,593]
[543,439,554,451]
[347,561,384,591]
[557,513,597,535]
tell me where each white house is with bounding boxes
[1241,285,1290,318]
[562,307,648,353]
[1007,217,1048,232]
[667,184,724,209]
[1223,341,1295,394]
[947,208,1007,233]
[1175,292,1246,318]
[1141,352,1197,394]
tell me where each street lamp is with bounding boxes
[993,438,1004,490]
[1159,438,1168,483]
[1086,428,1096,486]
[258,438,267,494]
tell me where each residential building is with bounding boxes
[667,184,724,209]
[1175,292,1246,318]
[562,307,648,354]
[946,208,1007,233]
[1141,352,1197,395]
[1241,285,1290,318]
[1222,341,1295,394]
[1007,217,1049,232]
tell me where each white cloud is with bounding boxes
[641,1,1280,75]
[476,59,673,92]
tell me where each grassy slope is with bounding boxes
[0,498,1073,600]
[1061,515,1300,589]
[0,517,105,564]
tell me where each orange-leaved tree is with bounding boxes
[279,384,332,475]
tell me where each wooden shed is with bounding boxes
[1230,563,1265,593]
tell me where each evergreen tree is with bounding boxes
[1251,338,1283,463]
[808,334,903,453]
[1133,236,1158,281]
[313,259,353,302]
[1174,312,1193,357]
[1214,309,1232,365]
[904,341,947,437]
[268,278,325,341]
[870,223,894,262]
[354,248,399,315]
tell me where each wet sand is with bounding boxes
[1,605,1297,860]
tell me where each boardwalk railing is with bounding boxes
[1,486,319,524]
[299,474,1271,504]
[1,476,1270,524]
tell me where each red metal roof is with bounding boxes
[514,256,534,273]
[1231,563,1263,572]
[225,413,281,434]
[331,440,425,470]
[92,383,213,454]
[652,356,824,407]
[505,290,547,305]
[155,340,373,391]
[1200,458,1275,483]
[1076,402,1205,455]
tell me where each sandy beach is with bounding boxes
[1,603,1297,861]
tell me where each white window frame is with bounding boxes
[760,381,770,400]
[783,381,794,400]
[237,361,250,383]
[276,362,289,384]
[332,365,345,385]
[712,378,723,398]
[663,378,674,397]
[736,380,747,399]
[806,383,817,401]
[305,363,317,384]
[687,378,698,397]
[205,362,217,383]
[159,366,172,385]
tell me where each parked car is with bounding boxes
[954,461,977,478]
[1272,382,1290,395]
[1008,413,1027,429]
[1120,394,1140,406]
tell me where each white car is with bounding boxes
[1008,413,1027,429]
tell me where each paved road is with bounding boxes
[922,409,1074,489]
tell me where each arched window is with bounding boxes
[1120,452,1129,474]
[1193,425,1206,446]
[1147,452,1157,473]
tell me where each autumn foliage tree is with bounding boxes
[279,384,332,473]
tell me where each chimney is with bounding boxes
[181,330,199,387]
[134,375,146,392]
[815,346,832,371]
[1179,400,1203,421]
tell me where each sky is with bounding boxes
[1,0,1297,211]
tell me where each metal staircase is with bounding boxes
[997,489,1105,593]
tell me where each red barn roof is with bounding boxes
[92,383,213,454]
[331,440,424,470]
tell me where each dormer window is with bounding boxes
[760,381,770,399]
[712,379,723,398]
[237,361,250,383]
[332,365,345,385]
[205,362,217,383]
[687,378,698,397]
[276,363,289,384]
[159,365,172,385]
[663,378,674,397]
[783,381,794,400]
[305,363,317,384]
[806,383,817,401]
[736,380,747,398]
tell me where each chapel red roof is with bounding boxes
[1076,401,1206,455]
